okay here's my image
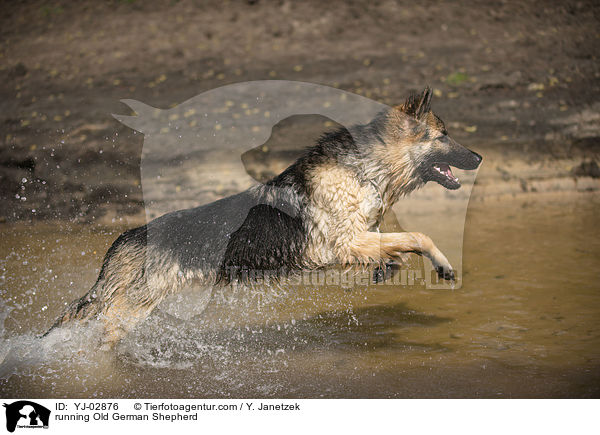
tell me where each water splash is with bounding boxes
[0,323,105,380]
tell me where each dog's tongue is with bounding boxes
[438,163,454,178]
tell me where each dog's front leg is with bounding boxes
[350,231,454,280]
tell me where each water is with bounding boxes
[1,193,599,398]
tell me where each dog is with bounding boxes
[44,87,482,348]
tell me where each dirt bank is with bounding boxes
[1,0,599,223]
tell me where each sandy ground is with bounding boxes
[0,0,599,223]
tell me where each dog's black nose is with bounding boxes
[472,151,483,165]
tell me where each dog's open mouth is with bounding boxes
[432,162,460,189]
[433,163,458,182]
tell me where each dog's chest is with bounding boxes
[304,164,386,265]
[360,188,384,231]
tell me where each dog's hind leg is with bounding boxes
[46,227,189,349]
[350,231,455,280]
[98,287,167,350]
[43,283,103,336]
[96,253,189,350]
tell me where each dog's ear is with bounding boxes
[398,87,432,120]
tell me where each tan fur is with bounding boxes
[304,161,381,266]
[302,104,453,275]
[349,231,450,272]
[303,148,452,274]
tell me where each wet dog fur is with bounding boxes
[45,87,482,348]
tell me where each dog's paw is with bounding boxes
[372,262,397,283]
[436,265,455,282]
[372,267,385,284]
[373,261,400,284]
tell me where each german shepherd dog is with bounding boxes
[45,87,482,348]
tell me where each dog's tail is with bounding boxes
[41,282,103,338]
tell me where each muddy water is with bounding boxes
[1,193,599,398]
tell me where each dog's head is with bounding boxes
[385,87,482,190]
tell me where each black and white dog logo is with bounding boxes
[3,401,50,432]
